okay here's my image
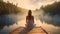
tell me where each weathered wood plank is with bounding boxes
[9,27,49,34]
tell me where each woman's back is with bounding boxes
[26,16,34,24]
[26,10,34,28]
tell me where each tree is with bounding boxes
[41,2,60,15]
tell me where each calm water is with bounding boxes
[0,14,60,34]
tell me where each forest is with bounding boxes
[0,0,21,15]
[41,2,60,15]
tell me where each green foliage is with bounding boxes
[0,1,21,15]
[41,2,60,15]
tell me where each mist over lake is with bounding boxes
[0,0,60,34]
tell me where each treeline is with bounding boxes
[41,2,60,15]
[0,1,21,15]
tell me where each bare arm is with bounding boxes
[26,16,27,23]
[32,16,34,23]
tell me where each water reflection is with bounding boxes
[0,14,60,34]
[0,14,17,30]
[39,15,60,27]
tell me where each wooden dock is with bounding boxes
[9,26,49,34]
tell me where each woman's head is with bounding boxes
[28,10,32,16]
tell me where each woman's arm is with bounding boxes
[32,16,34,23]
[26,16,27,23]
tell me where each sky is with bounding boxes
[3,0,60,10]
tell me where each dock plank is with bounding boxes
[9,27,49,34]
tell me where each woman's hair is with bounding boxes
[28,10,32,16]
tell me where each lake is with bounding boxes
[0,14,60,34]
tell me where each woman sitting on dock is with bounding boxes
[26,10,35,28]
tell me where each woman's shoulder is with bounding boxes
[32,16,34,17]
[26,16,34,17]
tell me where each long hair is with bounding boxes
[28,10,32,16]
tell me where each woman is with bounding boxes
[26,10,34,28]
